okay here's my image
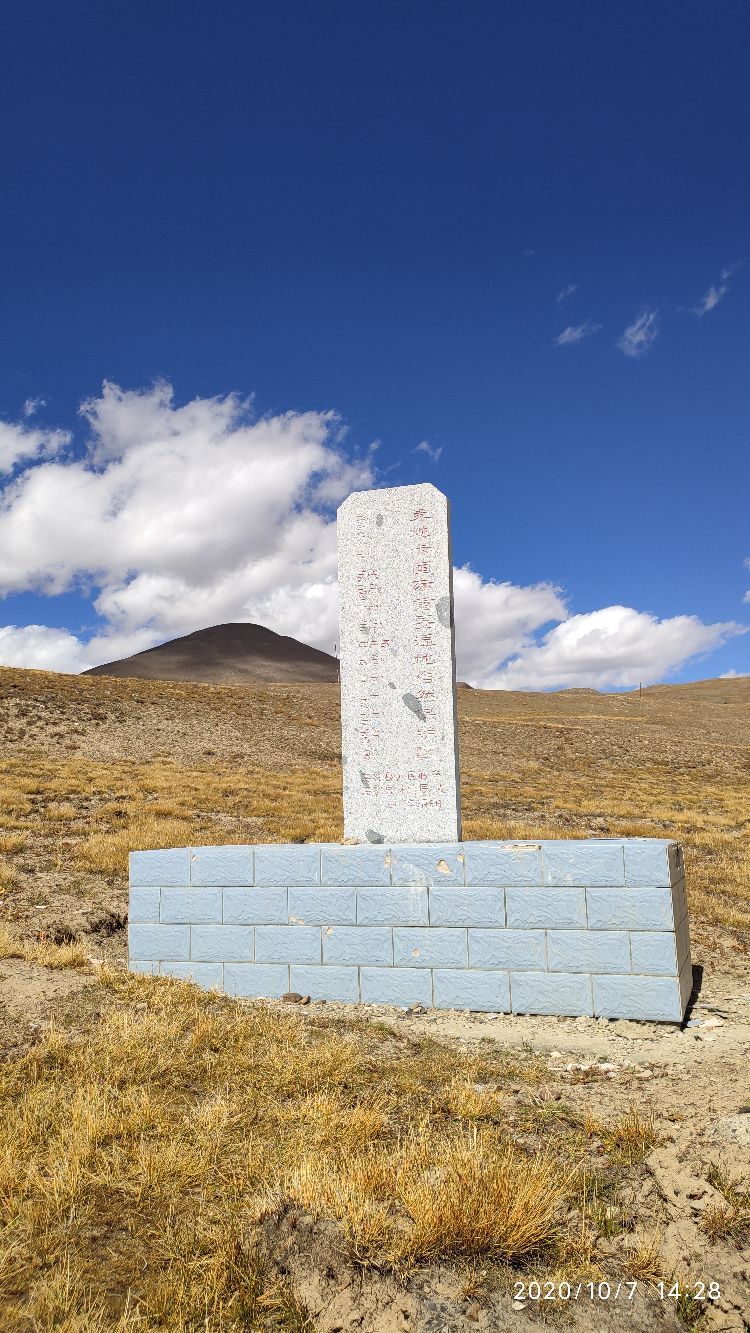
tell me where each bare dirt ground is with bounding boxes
[0,668,748,1330]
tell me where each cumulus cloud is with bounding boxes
[0,381,743,690]
[557,283,577,303]
[617,308,659,358]
[554,321,602,346]
[720,668,749,679]
[22,396,47,418]
[0,420,69,475]
[482,606,744,691]
[413,440,443,463]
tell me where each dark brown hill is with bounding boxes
[84,622,339,685]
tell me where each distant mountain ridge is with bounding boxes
[84,623,339,685]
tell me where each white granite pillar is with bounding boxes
[337,483,462,844]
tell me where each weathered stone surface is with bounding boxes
[337,483,461,844]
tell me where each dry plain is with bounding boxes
[0,667,748,1332]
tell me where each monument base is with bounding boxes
[128,839,693,1023]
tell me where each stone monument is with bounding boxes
[127,482,694,1023]
[337,483,461,844]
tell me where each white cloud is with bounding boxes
[554,321,602,347]
[720,668,749,679]
[689,260,744,317]
[483,606,744,691]
[0,381,743,690]
[0,420,69,475]
[557,283,577,303]
[414,440,444,464]
[453,568,566,684]
[22,396,47,418]
[617,308,659,359]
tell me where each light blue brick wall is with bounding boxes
[288,887,357,925]
[321,845,391,886]
[130,848,190,887]
[360,967,433,1006]
[357,887,429,925]
[129,923,190,961]
[190,845,253,886]
[128,838,692,1022]
[546,930,631,974]
[323,925,392,965]
[629,931,678,976]
[224,964,289,998]
[291,965,360,1002]
[191,925,253,962]
[512,971,593,1016]
[542,842,625,887]
[254,924,321,964]
[593,974,683,1022]
[463,842,542,887]
[254,845,321,886]
[393,927,467,968]
[429,888,505,927]
[161,962,223,988]
[506,887,587,929]
[390,844,465,886]
[433,969,510,1011]
[469,928,546,970]
[129,886,161,922]
[160,888,222,923]
[223,888,288,924]
[586,886,674,931]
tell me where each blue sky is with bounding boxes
[0,1,748,688]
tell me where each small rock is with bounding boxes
[466,1302,481,1322]
[512,1299,526,1311]
[300,995,311,1005]
[282,992,304,1003]
[409,1003,425,1014]
[701,1016,725,1028]
[710,1113,750,1147]
[549,1049,562,1058]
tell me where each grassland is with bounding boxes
[0,667,749,1331]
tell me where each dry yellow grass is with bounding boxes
[0,969,578,1327]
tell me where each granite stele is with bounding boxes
[129,483,693,1022]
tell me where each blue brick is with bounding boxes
[542,841,625,887]
[511,972,593,1017]
[321,845,391,887]
[160,888,222,924]
[622,840,672,887]
[629,932,678,975]
[433,969,510,1012]
[223,888,288,924]
[224,964,289,998]
[506,888,587,929]
[586,887,674,931]
[129,848,190,888]
[360,967,433,1007]
[255,925,321,964]
[190,925,253,962]
[323,925,392,965]
[254,845,321,887]
[429,888,505,928]
[291,965,360,1002]
[390,845,465,887]
[288,888,357,925]
[469,929,546,970]
[129,960,159,975]
[676,914,692,970]
[547,930,630,973]
[190,845,253,887]
[593,975,684,1023]
[129,923,190,962]
[463,842,542,887]
[393,927,466,968]
[160,962,223,988]
[128,886,161,923]
[357,887,429,925]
